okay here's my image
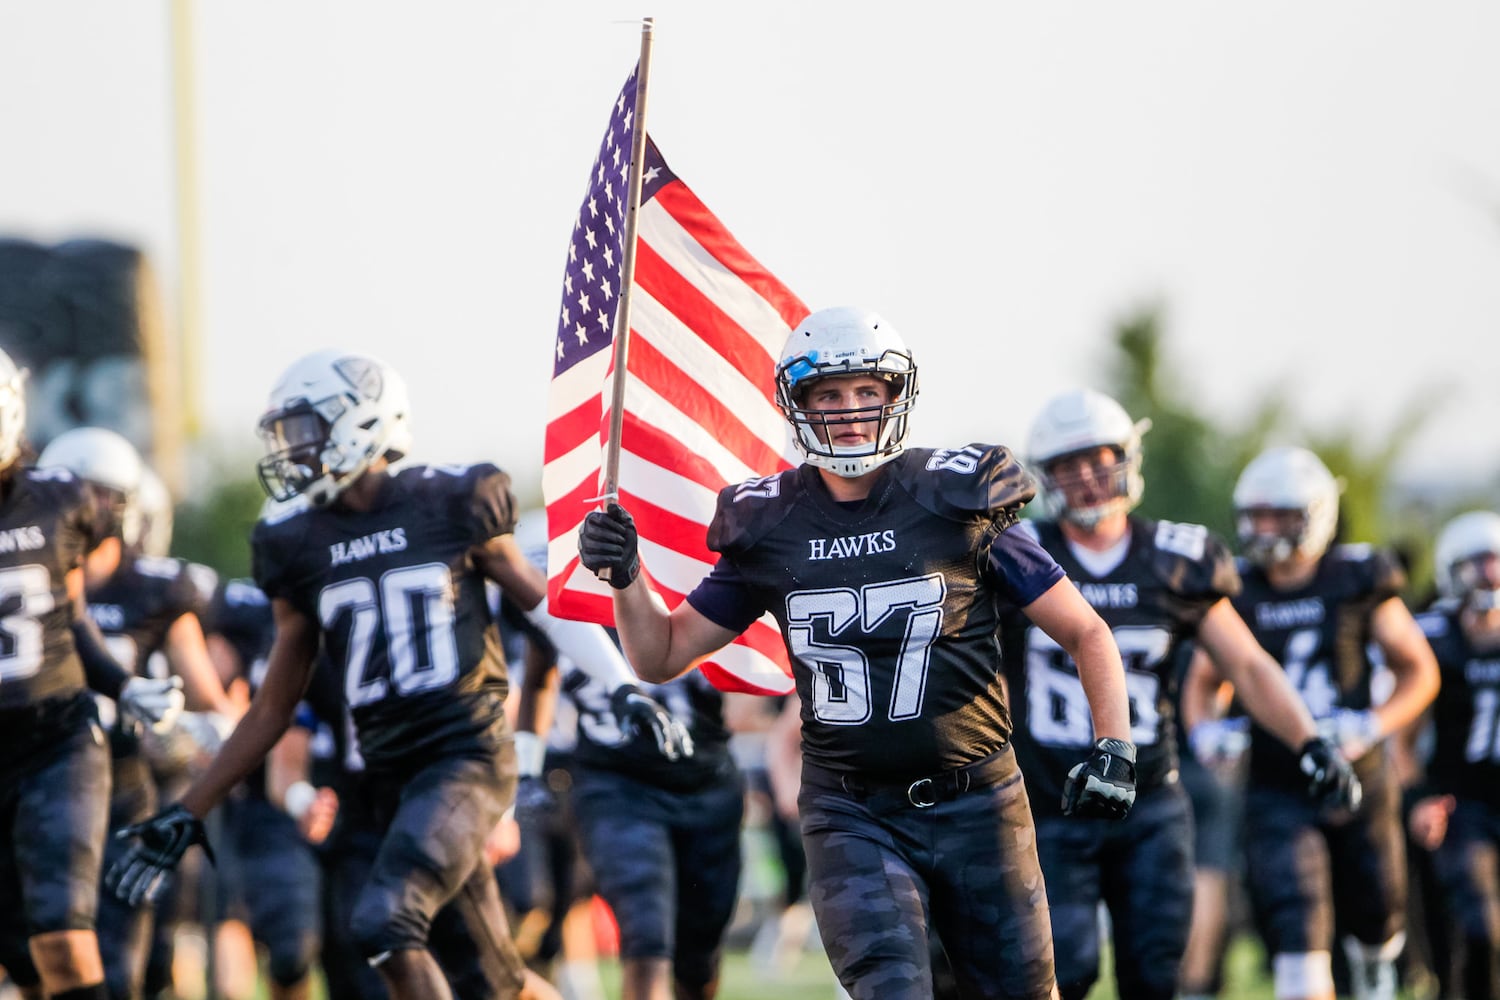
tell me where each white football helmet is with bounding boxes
[256,350,412,506]
[1435,510,1500,611]
[0,347,28,472]
[1232,446,1341,566]
[37,426,145,539]
[1026,389,1151,527]
[127,466,174,557]
[774,306,917,477]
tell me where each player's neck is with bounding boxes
[815,466,881,503]
[1265,557,1318,591]
[1059,514,1128,552]
[334,466,391,513]
[1462,607,1500,651]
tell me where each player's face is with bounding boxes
[1242,507,1308,557]
[1046,446,1126,510]
[1456,552,1500,594]
[802,375,893,448]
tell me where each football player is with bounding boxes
[1006,390,1359,1000]
[507,593,740,1000]
[0,349,182,1000]
[35,429,240,1000]
[1409,510,1500,1000]
[579,306,1135,1000]
[202,575,325,1000]
[1182,445,1440,1000]
[106,349,632,1000]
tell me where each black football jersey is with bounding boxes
[205,578,275,690]
[691,444,1044,782]
[88,554,212,678]
[0,468,99,710]
[566,666,732,791]
[251,463,517,773]
[89,553,213,753]
[1416,607,1500,808]
[1001,516,1240,816]
[1236,545,1405,791]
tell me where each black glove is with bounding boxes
[611,684,694,762]
[514,775,558,825]
[105,804,215,907]
[578,503,640,590]
[1061,737,1137,820]
[1299,736,1363,812]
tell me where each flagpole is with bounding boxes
[599,17,655,505]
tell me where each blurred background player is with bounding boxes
[1184,445,1439,1000]
[107,348,632,1000]
[1409,510,1500,1000]
[36,427,239,1000]
[0,347,183,1000]
[201,571,326,1000]
[1010,389,1356,1000]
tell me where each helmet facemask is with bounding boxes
[1039,444,1143,529]
[1232,447,1340,568]
[1436,512,1500,612]
[775,308,917,479]
[256,352,411,507]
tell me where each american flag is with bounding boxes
[542,65,806,695]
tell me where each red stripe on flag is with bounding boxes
[624,335,786,476]
[619,411,737,497]
[617,489,717,566]
[543,393,603,460]
[651,181,810,330]
[634,238,780,400]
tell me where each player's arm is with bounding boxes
[1179,646,1228,735]
[765,691,804,822]
[163,612,240,717]
[1195,598,1319,751]
[266,721,338,845]
[1021,578,1130,741]
[68,566,185,728]
[577,503,740,683]
[176,598,318,818]
[1366,596,1441,744]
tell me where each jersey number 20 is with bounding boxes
[319,563,459,707]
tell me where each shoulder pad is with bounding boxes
[1328,544,1407,597]
[1013,518,1042,544]
[1415,610,1451,640]
[402,462,516,540]
[706,470,800,556]
[1144,518,1241,600]
[900,444,1037,521]
[132,555,184,580]
[223,578,269,608]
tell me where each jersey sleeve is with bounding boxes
[251,516,300,603]
[1148,520,1242,602]
[1364,546,1408,601]
[458,464,519,543]
[684,556,767,635]
[985,526,1066,607]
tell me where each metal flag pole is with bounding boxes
[599,17,655,505]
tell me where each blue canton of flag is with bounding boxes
[553,69,672,379]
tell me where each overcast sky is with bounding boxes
[2,2,1497,505]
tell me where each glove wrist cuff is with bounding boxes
[514,731,546,777]
[1095,736,1136,763]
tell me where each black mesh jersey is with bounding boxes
[204,578,275,692]
[252,463,517,774]
[0,468,98,710]
[1416,607,1500,808]
[689,444,1045,782]
[88,554,212,677]
[1236,544,1406,792]
[565,666,733,792]
[88,553,214,755]
[1001,517,1240,817]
